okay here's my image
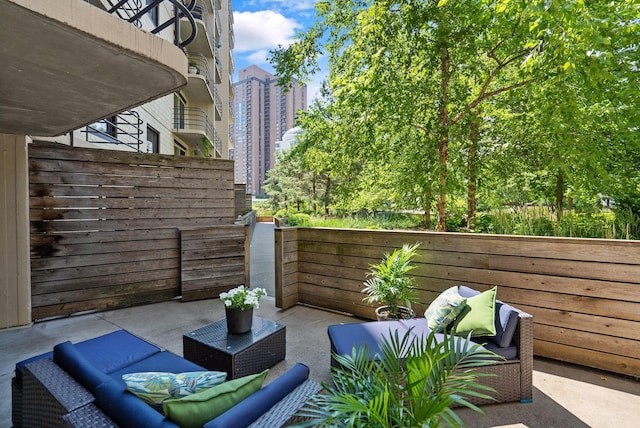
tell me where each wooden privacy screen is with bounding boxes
[29,142,236,320]
[274,227,640,378]
[180,225,249,302]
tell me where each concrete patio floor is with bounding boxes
[2,223,639,427]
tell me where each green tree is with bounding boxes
[271,0,639,231]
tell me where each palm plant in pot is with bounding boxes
[293,328,499,427]
[362,242,420,320]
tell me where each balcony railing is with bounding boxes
[103,0,197,48]
[191,0,216,51]
[82,110,144,151]
[173,106,214,146]
[188,54,213,86]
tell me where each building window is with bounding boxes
[146,0,159,27]
[147,125,159,153]
[174,141,187,156]
[174,94,186,129]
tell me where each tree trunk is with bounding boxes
[436,46,451,232]
[325,175,331,215]
[556,170,564,221]
[467,113,480,229]
[424,190,432,229]
[312,172,317,213]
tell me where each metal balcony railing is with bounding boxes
[191,0,216,50]
[213,128,222,157]
[82,110,144,151]
[187,53,214,88]
[174,107,214,138]
[103,0,197,48]
[213,85,222,117]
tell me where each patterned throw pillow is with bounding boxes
[122,371,227,408]
[424,286,467,332]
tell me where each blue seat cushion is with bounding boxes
[95,378,178,428]
[328,319,429,359]
[75,330,161,373]
[205,363,310,428]
[109,351,206,383]
[16,329,160,387]
[476,340,518,360]
[328,319,487,359]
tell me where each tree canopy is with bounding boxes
[269,0,640,232]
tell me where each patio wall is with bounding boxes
[274,227,640,378]
[29,142,238,320]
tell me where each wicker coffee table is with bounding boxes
[183,317,286,379]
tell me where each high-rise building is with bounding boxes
[233,65,306,196]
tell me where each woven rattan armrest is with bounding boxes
[514,308,534,402]
[63,403,118,427]
[22,358,94,427]
[248,379,322,427]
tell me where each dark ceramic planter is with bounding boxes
[225,306,253,334]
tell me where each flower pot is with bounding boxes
[225,307,253,334]
[188,66,199,74]
[375,305,415,321]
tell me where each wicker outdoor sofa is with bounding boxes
[12,330,321,428]
[328,285,534,405]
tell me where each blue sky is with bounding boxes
[232,0,325,100]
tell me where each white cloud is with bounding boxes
[246,49,269,64]
[233,10,301,53]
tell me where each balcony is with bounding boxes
[213,86,222,121]
[0,0,191,137]
[184,54,214,103]
[182,0,216,58]
[173,106,215,149]
[80,110,145,151]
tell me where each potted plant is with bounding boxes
[362,242,420,320]
[294,328,499,427]
[188,60,199,74]
[219,285,267,334]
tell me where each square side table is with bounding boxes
[183,317,286,379]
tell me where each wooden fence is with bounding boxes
[29,142,238,320]
[274,227,640,378]
[234,184,251,217]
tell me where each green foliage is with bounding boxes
[270,0,640,234]
[311,212,424,230]
[293,327,499,427]
[468,207,639,240]
[362,243,420,318]
[252,199,273,216]
[287,213,312,227]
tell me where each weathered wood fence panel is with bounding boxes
[180,225,249,302]
[29,142,236,320]
[234,184,251,217]
[274,227,640,377]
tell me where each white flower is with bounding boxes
[219,285,267,310]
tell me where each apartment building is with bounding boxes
[0,0,233,328]
[232,65,306,196]
[27,0,236,159]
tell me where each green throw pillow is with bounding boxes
[122,371,227,408]
[162,369,268,428]
[424,286,467,333]
[454,286,497,337]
